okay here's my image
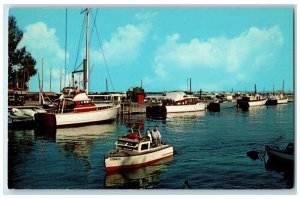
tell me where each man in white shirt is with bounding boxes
[152,126,161,147]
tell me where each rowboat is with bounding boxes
[104,131,174,171]
[265,143,294,162]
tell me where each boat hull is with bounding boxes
[248,99,267,107]
[277,98,288,104]
[266,146,293,162]
[105,145,173,171]
[266,97,288,105]
[266,98,278,105]
[237,99,267,108]
[146,103,205,117]
[207,101,236,111]
[165,103,205,113]
[35,106,118,128]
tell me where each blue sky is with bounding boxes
[9,7,294,93]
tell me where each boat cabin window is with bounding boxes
[116,140,138,150]
[141,143,149,151]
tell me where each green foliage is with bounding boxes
[8,16,37,90]
[126,87,146,101]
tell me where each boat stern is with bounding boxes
[34,112,56,128]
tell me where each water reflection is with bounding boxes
[238,105,266,115]
[164,111,206,134]
[166,111,206,119]
[34,123,118,169]
[265,158,294,188]
[105,156,173,189]
[8,130,35,189]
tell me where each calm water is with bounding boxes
[7,103,295,189]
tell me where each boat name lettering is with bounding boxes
[110,157,121,161]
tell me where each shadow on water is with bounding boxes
[247,144,294,189]
[104,156,174,189]
[265,158,294,188]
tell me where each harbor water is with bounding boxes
[7,103,294,189]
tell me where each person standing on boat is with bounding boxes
[152,126,161,146]
[145,129,152,143]
[74,81,79,91]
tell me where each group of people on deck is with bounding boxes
[145,126,162,147]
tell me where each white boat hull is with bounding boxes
[248,99,267,107]
[166,103,205,113]
[56,106,118,126]
[105,145,173,171]
[277,98,288,104]
[35,106,118,128]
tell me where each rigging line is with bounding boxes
[74,15,86,70]
[87,9,98,81]
[64,8,68,88]
[89,9,98,48]
[90,10,115,92]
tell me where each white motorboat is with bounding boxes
[146,92,205,117]
[105,132,174,171]
[237,94,267,108]
[35,91,119,128]
[267,93,288,105]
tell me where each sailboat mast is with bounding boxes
[85,8,90,94]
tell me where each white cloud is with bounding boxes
[18,22,69,62]
[17,22,69,92]
[90,23,150,66]
[135,12,158,21]
[152,25,284,81]
[155,26,283,75]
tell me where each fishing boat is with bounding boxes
[146,92,205,117]
[35,9,119,128]
[104,130,174,171]
[35,91,118,128]
[265,143,294,162]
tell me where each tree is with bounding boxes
[8,15,37,90]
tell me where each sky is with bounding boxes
[8,6,294,93]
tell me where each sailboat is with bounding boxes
[35,9,119,128]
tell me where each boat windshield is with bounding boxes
[116,140,138,149]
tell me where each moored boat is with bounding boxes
[237,84,267,108]
[266,93,288,105]
[104,131,174,171]
[146,92,205,117]
[237,94,267,108]
[265,143,294,162]
[34,9,119,128]
[207,100,236,112]
[35,91,119,128]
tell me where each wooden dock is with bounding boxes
[119,102,148,115]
